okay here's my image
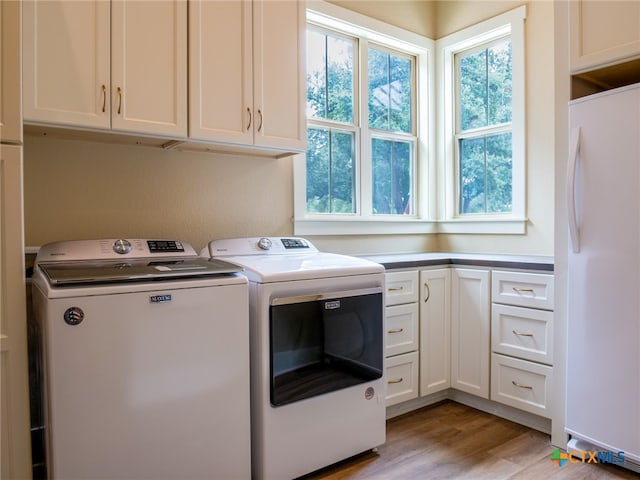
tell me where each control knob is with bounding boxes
[257,237,272,251]
[113,239,132,255]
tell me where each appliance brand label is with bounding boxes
[150,294,172,304]
[324,300,340,310]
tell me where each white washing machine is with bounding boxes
[31,239,251,479]
[202,237,386,480]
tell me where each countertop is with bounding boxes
[362,252,554,272]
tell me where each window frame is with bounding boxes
[294,1,435,236]
[437,6,527,234]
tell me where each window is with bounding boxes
[439,6,526,233]
[294,3,433,235]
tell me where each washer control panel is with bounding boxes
[36,239,196,264]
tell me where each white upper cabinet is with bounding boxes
[23,1,110,129]
[189,0,253,145]
[189,0,306,153]
[1,0,23,143]
[111,1,187,136]
[252,0,305,151]
[570,0,640,72]
[23,0,187,137]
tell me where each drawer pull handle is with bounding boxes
[424,282,430,303]
[512,287,535,295]
[388,377,404,384]
[512,330,534,337]
[388,328,404,334]
[512,380,533,390]
[388,286,404,292]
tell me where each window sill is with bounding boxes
[435,217,527,234]
[293,217,527,236]
[294,218,438,236]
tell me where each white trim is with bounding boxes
[293,217,526,236]
[294,218,438,236]
[437,6,527,224]
[295,1,435,236]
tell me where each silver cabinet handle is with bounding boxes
[512,380,533,389]
[512,330,534,337]
[387,328,404,334]
[388,378,403,384]
[388,286,403,292]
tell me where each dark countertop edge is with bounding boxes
[363,255,554,272]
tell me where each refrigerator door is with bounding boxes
[565,83,640,463]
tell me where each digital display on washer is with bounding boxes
[147,240,184,253]
[280,238,309,249]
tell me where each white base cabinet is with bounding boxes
[384,270,419,406]
[450,268,491,399]
[385,264,555,424]
[490,270,555,418]
[419,269,451,396]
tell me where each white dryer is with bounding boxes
[202,237,386,480]
[32,239,251,479]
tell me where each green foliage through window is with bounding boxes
[457,39,513,215]
[305,26,417,217]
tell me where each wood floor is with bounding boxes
[301,401,639,480]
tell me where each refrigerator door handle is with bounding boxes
[567,127,581,253]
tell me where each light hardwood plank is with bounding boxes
[300,401,639,479]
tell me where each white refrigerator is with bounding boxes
[565,82,640,471]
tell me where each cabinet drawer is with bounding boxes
[491,353,553,418]
[491,304,553,365]
[385,303,419,357]
[385,270,419,306]
[492,271,554,310]
[385,351,419,406]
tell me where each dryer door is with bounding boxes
[269,287,383,406]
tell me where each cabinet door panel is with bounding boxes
[1,0,22,143]
[112,0,187,136]
[570,0,640,72]
[419,269,451,396]
[0,145,31,479]
[253,0,306,150]
[23,0,110,128]
[189,0,253,143]
[451,268,490,398]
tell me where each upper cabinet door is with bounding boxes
[23,0,111,128]
[111,0,187,137]
[570,0,640,72]
[189,0,253,144]
[1,0,22,144]
[253,0,306,151]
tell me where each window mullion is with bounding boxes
[359,38,372,217]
